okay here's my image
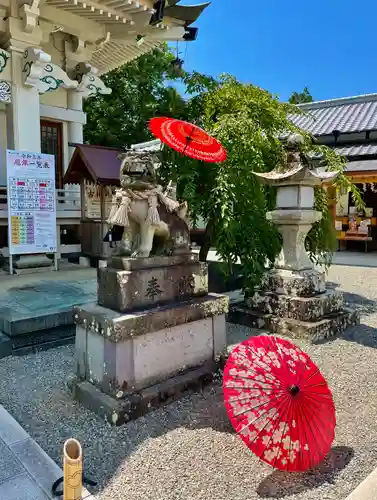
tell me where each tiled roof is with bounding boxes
[290,94,377,136]
[131,139,161,152]
[346,159,377,172]
[335,143,377,157]
[64,145,122,185]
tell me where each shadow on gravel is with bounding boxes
[256,446,354,498]
[181,385,235,434]
[340,323,377,348]
[327,281,377,316]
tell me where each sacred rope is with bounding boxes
[106,187,180,228]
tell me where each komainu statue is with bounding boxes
[105,150,190,258]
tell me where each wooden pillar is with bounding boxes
[80,181,86,220]
[100,184,106,258]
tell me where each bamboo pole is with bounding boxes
[63,438,83,500]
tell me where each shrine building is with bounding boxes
[291,94,377,253]
[0,0,208,269]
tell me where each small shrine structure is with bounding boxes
[63,144,122,260]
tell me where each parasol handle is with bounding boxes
[289,385,300,396]
[182,125,196,155]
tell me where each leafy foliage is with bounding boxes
[289,86,313,104]
[159,75,362,292]
[83,46,360,293]
[84,44,187,148]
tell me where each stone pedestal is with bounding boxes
[228,134,360,342]
[229,268,359,342]
[3,253,54,274]
[70,254,229,425]
[98,254,208,312]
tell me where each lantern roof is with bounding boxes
[253,134,338,186]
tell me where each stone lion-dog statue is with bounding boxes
[105,150,190,258]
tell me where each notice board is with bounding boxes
[6,149,57,255]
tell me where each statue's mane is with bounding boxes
[117,150,157,177]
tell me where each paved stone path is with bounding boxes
[0,404,94,500]
[0,268,97,357]
[0,271,96,336]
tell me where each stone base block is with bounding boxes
[228,303,360,342]
[73,293,228,396]
[79,256,91,268]
[0,331,12,359]
[0,326,76,359]
[14,254,53,269]
[247,289,344,322]
[108,254,197,271]
[98,254,208,312]
[3,264,55,275]
[262,268,326,297]
[68,362,218,426]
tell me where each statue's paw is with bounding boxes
[113,244,132,257]
[131,251,139,258]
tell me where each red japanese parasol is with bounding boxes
[149,117,227,163]
[223,336,336,472]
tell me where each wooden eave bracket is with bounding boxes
[19,0,41,34]
[71,62,112,99]
[22,46,78,94]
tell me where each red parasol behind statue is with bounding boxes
[149,117,227,163]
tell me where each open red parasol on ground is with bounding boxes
[223,335,336,472]
[149,117,227,163]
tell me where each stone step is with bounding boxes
[344,465,377,500]
[0,404,94,500]
[246,289,344,322]
[0,278,96,359]
[228,303,360,343]
[0,326,76,358]
[68,362,218,426]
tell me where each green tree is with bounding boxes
[159,75,361,293]
[84,44,187,148]
[289,86,313,104]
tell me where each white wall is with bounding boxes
[0,106,6,186]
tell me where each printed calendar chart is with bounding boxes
[6,150,57,255]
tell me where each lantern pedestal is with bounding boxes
[229,134,360,342]
[229,273,359,342]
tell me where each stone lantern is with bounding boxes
[229,134,359,342]
[255,133,338,273]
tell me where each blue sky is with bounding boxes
[176,0,377,102]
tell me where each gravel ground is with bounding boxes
[1,263,377,500]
